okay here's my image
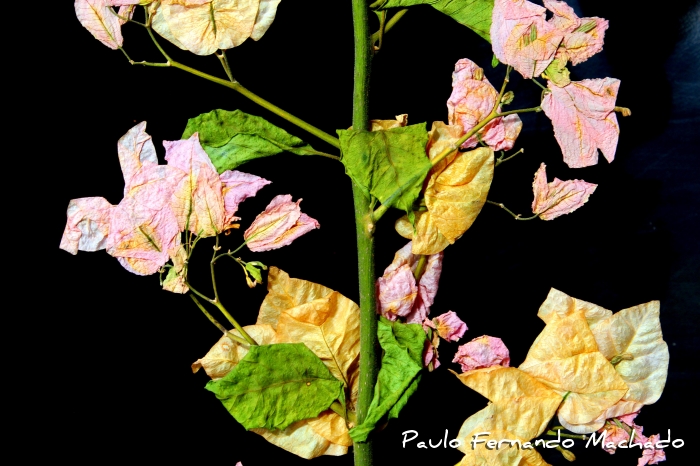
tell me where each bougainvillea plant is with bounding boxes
[63,1,672,465]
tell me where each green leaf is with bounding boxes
[205,343,344,431]
[338,124,431,214]
[377,0,494,42]
[245,262,263,283]
[349,318,426,442]
[182,109,325,173]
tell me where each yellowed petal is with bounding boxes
[395,211,451,255]
[456,367,563,442]
[191,324,276,379]
[153,0,260,56]
[256,267,335,328]
[591,301,669,405]
[557,399,643,434]
[249,267,359,456]
[252,420,349,459]
[457,426,551,466]
[274,290,360,408]
[537,288,612,328]
[369,114,408,131]
[307,410,353,447]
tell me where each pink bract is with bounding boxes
[544,0,609,66]
[244,195,319,252]
[531,163,597,220]
[491,0,563,79]
[541,78,621,168]
[376,242,443,324]
[447,58,522,151]
[453,335,510,372]
[431,311,468,342]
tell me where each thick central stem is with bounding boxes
[351,1,378,465]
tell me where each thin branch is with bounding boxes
[190,294,248,345]
[495,148,524,167]
[486,200,539,221]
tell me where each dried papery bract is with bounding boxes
[453,335,510,372]
[542,78,621,168]
[376,241,443,323]
[448,58,522,150]
[244,195,319,252]
[531,163,597,220]
[75,0,124,50]
[150,0,282,56]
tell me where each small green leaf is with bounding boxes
[338,124,431,215]
[245,262,263,283]
[378,0,494,42]
[182,109,325,173]
[205,343,344,431]
[491,53,500,68]
[349,318,426,442]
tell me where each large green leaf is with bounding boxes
[377,0,493,42]
[182,109,326,173]
[349,318,426,442]
[205,343,344,431]
[338,124,431,214]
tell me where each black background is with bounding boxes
[40,1,699,464]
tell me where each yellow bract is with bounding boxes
[454,290,669,462]
[395,122,494,255]
[193,267,360,458]
[591,301,669,405]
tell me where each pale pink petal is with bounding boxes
[618,412,640,426]
[251,0,282,41]
[244,195,319,252]
[531,163,597,220]
[60,197,115,254]
[118,122,158,191]
[447,59,523,151]
[116,5,135,26]
[406,250,443,323]
[423,339,441,370]
[162,245,189,294]
[491,0,563,79]
[219,170,271,225]
[164,133,225,237]
[432,311,468,342]
[544,1,608,66]
[447,59,498,149]
[491,0,548,65]
[599,423,630,454]
[107,196,181,275]
[75,0,124,50]
[377,264,417,321]
[377,242,443,324]
[543,0,579,31]
[453,335,510,372]
[106,164,185,275]
[542,78,621,167]
[638,434,666,465]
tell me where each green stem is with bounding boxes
[384,9,408,35]
[189,294,248,345]
[210,235,221,302]
[546,430,587,440]
[216,50,236,82]
[486,200,540,220]
[213,300,257,346]
[352,1,378,464]
[495,148,524,167]
[413,255,427,281]
[140,24,340,149]
[169,61,340,149]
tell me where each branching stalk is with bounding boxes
[190,294,248,345]
[486,200,540,220]
[352,1,378,465]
